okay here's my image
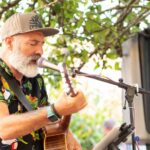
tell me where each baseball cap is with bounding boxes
[0,12,59,40]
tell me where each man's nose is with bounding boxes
[35,46,43,55]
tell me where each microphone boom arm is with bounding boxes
[72,69,150,95]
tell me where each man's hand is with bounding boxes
[54,91,87,116]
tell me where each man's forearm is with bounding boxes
[0,91,87,140]
[0,107,49,140]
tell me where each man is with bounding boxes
[0,12,87,150]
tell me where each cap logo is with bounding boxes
[29,15,42,30]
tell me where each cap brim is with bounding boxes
[30,27,59,36]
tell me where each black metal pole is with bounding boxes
[125,87,136,150]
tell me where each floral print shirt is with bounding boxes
[0,59,48,150]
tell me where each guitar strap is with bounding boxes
[0,67,33,111]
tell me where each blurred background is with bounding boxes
[0,0,150,149]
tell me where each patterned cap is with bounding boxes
[0,12,59,40]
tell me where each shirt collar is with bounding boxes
[0,58,13,77]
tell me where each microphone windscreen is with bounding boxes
[37,57,59,71]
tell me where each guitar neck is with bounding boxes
[44,115,71,136]
[59,115,71,131]
[44,63,76,150]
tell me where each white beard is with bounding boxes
[9,48,40,78]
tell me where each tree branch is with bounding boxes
[0,0,20,19]
[119,10,150,38]
[115,0,140,26]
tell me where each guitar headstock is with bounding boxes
[59,63,76,97]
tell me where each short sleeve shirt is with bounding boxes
[0,59,48,150]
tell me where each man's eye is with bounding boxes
[26,41,44,46]
[30,43,37,46]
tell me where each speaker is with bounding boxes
[122,31,150,144]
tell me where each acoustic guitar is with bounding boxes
[43,63,76,150]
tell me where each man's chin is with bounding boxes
[14,65,38,78]
[21,71,38,78]
[20,68,38,78]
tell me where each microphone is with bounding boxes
[37,57,78,78]
[37,57,59,72]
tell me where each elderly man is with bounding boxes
[0,12,87,150]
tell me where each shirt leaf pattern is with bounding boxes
[0,59,48,150]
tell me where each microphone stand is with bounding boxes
[71,69,150,150]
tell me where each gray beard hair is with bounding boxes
[9,49,40,78]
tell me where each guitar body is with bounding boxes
[44,116,71,150]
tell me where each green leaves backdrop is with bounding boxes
[0,0,150,149]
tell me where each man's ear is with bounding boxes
[5,37,13,51]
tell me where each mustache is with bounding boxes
[29,55,41,61]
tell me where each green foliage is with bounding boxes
[70,104,121,150]
[70,113,103,150]
[1,0,148,70]
[0,0,150,149]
